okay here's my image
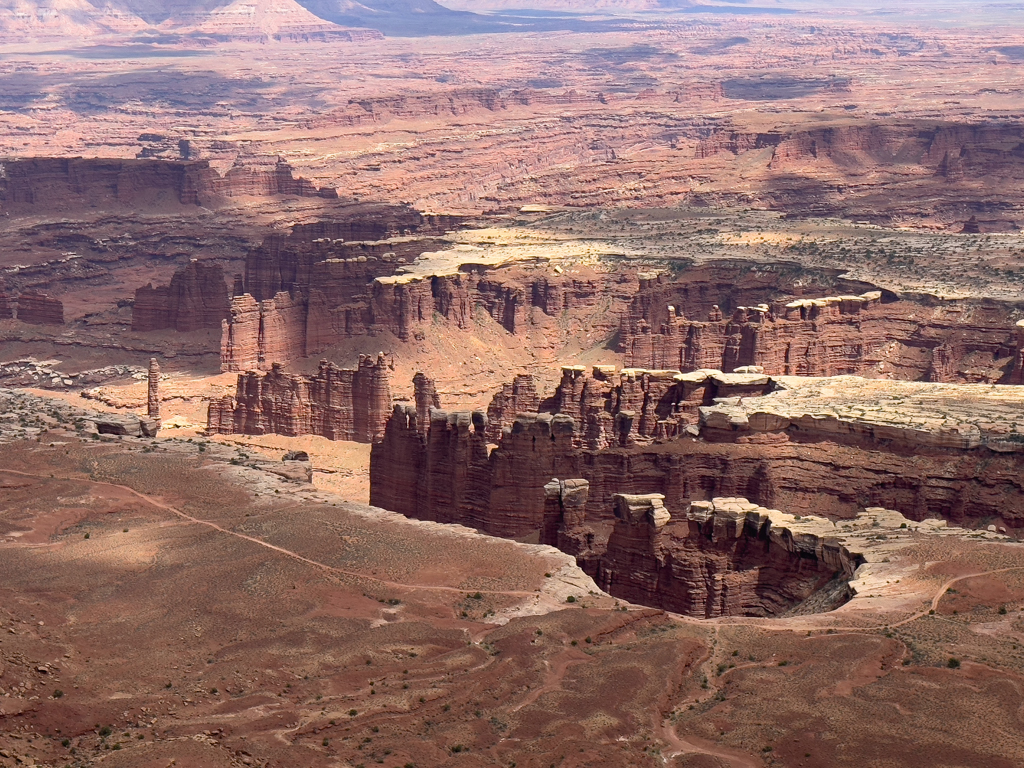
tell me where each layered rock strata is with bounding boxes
[208,353,392,443]
[0,157,335,211]
[132,260,230,333]
[147,358,160,420]
[413,372,441,436]
[569,495,1006,618]
[16,291,64,325]
[485,374,539,443]
[0,279,13,320]
[622,273,1024,383]
[589,495,852,617]
[370,370,1024,550]
[222,215,630,369]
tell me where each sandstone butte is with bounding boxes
[553,492,1006,617]
[15,290,64,326]
[132,260,230,333]
[208,353,393,443]
[369,366,1024,613]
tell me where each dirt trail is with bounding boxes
[651,625,763,768]
[0,468,543,600]
[511,649,591,712]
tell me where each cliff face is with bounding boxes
[132,260,230,333]
[0,279,13,320]
[484,373,539,442]
[207,353,392,443]
[586,495,852,618]
[370,369,1024,565]
[223,251,621,369]
[691,120,1024,227]
[16,291,64,325]
[621,272,1024,383]
[0,157,334,212]
[220,291,308,372]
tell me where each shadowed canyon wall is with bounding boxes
[132,260,230,333]
[369,369,1024,614]
[557,491,856,618]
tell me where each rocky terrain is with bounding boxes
[4,387,1024,768]
[370,368,1024,561]
[4,3,1024,766]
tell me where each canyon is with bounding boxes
[4,5,1024,768]
[369,367,1024,615]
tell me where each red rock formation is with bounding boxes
[0,278,13,320]
[147,358,160,420]
[225,261,621,369]
[208,354,392,443]
[544,478,594,556]
[370,368,1024,578]
[622,274,1024,383]
[413,372,441,435]
[16,291,64,325]
[0,157,335,212]
[220,291,307,372]
[592,496,850,617]
[132,260,230,333]
[484,374,538,442]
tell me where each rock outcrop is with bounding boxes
[208,353,393,443]
[412,372,441,435]
[94,414,160,438]
[370,369,1024,554]
[371,366,1024,615]
[0,157,336,212]
[147,358,160,420]
[132,260,230,333]
[220,291,308,372]
[16,291,64,325]
[484,373,539,442]
[621,272,1024,383]
[589,495,850,617]
[0,279,13,320]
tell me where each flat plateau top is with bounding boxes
[706,375,1024,449]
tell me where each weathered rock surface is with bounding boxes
[621,270,1024,383]
[0,157,335,213]
[699,375,1024,452]
[0,278,14,320]
[583,495,1008,617]
[132,260,230,333]
[485,373,538,443]
[147,358,160,420]
[370,370,1024,552]
[16,291,64,326]
[412,372,441,435]
[94,414,160,438]
[590,495,848,617]
[208,353,392,443]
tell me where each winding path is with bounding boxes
[0,468,544,599]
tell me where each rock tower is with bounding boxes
[147,358,161,420]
